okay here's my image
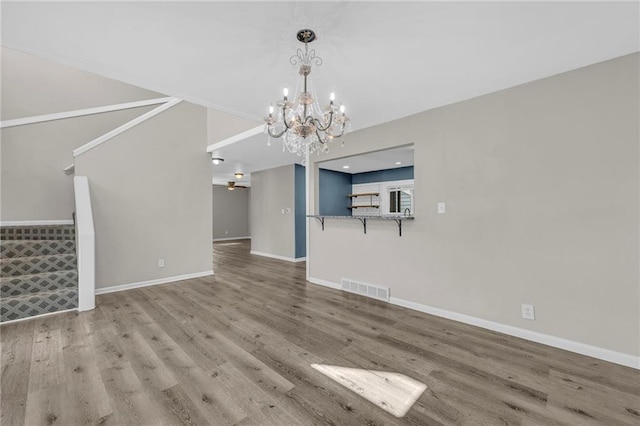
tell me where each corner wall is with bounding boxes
[1,108,156,221]
[308,53,639,363]
[212,184,250,240]
[318,169,351,216]
[250,164,295,260]
[0,46,162,222]
[75,102,212,290]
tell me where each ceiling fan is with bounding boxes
[227,181,248,191]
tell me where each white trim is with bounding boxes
[306,277,639,369]
[74,176,95,312]
[0,97,174,129]
[0,220,74,226]
[250,250,306,263]
[0,308,77,325]
[73,98,183,157]
[308,277,342,290]
[305,145,311,282]
[213,236,251,242]
[63,164,75,176]
[95,270,214,295]
[206,125,264,152]
[389,297,639,370]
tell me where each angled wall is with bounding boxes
[207,109,260,144]
[0,47,162,221]
[74,102,212,290]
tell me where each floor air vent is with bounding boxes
[340,278,390,302]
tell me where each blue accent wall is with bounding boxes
[351,166,414,184]
[294,164,306,259]
[319,168,352,216]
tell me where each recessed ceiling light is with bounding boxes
[343,165,350,169]
[234,172,244,179]
[212,157,224,165]
[395,161,402,165]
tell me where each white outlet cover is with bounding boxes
[437,202,446,214]
[158,259,165,268]
[521,304,535,320]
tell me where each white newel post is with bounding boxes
[73,176,96,311]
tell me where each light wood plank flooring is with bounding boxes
[2,239,639,425]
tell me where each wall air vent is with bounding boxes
[340,278,390,302]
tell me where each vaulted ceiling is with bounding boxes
[3,1,638,181]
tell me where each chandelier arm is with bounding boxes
[321,122,346,140]
[267,126,288,139]
[313,111,334,132]
[315,129,327,144]
[302,114,315,126]
[331,122,347,138]
[281,105,295,130]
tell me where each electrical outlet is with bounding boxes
[158,259,165,268]
[521,304,535,320]
[437,202,446,214]
[225,230,229,235]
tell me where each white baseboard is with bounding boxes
[308,277,342,290]
[1,220,74,226]
[389,297,639,370]
[250,250,306,263]
[95,270,214,295]
[307,277,639,370]
[213,236,251,242]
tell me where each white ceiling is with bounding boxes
[2,1,639,181]
[318,145,415,174]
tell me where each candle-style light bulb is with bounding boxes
[340,104,346,114]
[269,105,274,115]
[330,92,335,103]
[283,87,289,99]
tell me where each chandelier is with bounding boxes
[265,29,349,163]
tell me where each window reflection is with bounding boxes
[389,187,413,215]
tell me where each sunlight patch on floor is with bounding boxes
[310,364,427,417]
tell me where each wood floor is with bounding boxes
[2,239,639,425]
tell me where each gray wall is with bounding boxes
[75,102,212,289]
[0,47,162,221]
[212,184,250,240]
[319,168,352,216]
[207,109,259,144]
[308,53,639,357]
[1,47,162,120]
[1,107,155,221]
[250,165,295,259]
